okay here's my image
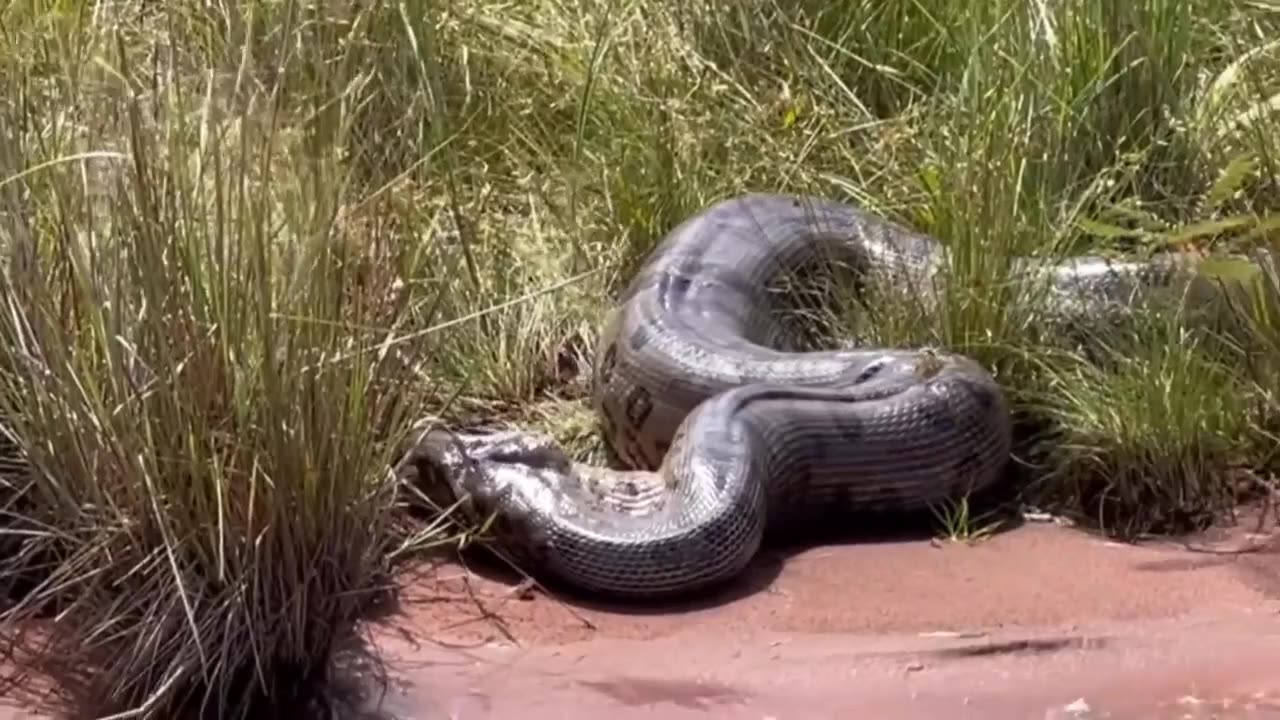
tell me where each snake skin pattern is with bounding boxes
[398,193,1213,600]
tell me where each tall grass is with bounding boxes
[0,1,449,716]
[1,0,1280,716]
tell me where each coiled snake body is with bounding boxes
[400,194,1208,600]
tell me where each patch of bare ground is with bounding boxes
[4,505,1278,719]
[345,504,1280,720]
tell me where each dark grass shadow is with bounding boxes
[0,560,410,720]
[294,626,414,720]
[0,623,79,720]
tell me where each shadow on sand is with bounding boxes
[415,478,1030,618]
[329,458,1048,719]
[389,411,1051,619]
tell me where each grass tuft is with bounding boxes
[0,1,448,716]
[1026,313,1259,537]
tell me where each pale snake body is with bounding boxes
[399,193,1213,599]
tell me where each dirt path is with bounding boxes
[355,513,1280,720]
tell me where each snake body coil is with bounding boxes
[401,194,1207,599]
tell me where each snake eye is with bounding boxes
[853,359,886,384]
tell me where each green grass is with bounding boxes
[2,0,1280,717]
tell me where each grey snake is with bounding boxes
[396,193,1217,600]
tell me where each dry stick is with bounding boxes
[1179,473,1279,555]
[1249,473,1279,538]
[469,541,599,633]
[451,552,520,646]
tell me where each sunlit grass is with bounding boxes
[1,0,1280,716]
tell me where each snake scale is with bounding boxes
[397,193,1213,600]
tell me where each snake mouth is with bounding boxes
[394,429,473,511]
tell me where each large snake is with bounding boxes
[397,193,1215,600]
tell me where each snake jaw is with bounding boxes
[403,429,609,565]
[398,428,575,521]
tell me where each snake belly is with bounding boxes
[400,193,1206,600]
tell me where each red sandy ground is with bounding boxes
[3,512,1279,719]
[356,512,1280,720]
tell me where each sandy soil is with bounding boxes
[352,511,1280,720]
[3,511,1279,719]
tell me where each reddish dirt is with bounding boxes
[2,513,1279,719]
[352,512,1280,720]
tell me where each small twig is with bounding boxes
[1179,474,1278,556]
[454,553,520,645]
[1255,473,1279,535]
[482,544,600,632]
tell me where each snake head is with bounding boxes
[393,427,476,513]
[396,426,581,527]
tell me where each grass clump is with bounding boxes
[1027,314,1261,536]
[0,2,444,717]
[2,0,1280,717]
